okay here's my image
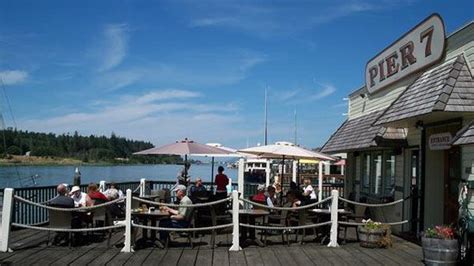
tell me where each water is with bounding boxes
[0,164,238,188]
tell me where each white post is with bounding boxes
[0,188,14,252]
[229,190,241,251]
[121,189,134,253]
[265,159,271,187]
[318,161,323,201]
[99,180,106,192]
[327,189,339,247]
[237,158,245,198]
[292,160,297,183]
[139,178,146,197]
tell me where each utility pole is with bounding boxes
[264,87,268,145]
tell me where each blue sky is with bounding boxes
[0,0,472,149]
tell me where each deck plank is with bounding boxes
[141,248,167,266]
[178,249,198,265]
[244,248,264,266]
[301,244,331,266]
[195,248,213,266]
[257,248,280,266]
[159,249,183,266]
[229,251,247,266]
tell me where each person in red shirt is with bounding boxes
[87,183,108,205]
[251,184,266,203]
[214,166,229,200]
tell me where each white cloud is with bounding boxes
[135,90,201,104]
[98,23,128,72]
[310,84,336,100]
[0,70,28,85]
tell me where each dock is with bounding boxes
[0,228,423,265]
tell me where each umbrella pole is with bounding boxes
[282,155,285,186]
[184,154,188,180]
[211,157,215,189]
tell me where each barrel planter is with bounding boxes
[358,226,386,248]
[422,237,458,265]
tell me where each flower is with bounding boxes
[424,225,455,240]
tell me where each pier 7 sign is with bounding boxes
[366,14,445,94]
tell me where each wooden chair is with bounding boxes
[340,205,367,243]
[165,209,196,248]
[47,210,73,247]
[294,209,319,244]
[91,206,113,247]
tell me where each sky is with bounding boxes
[0,0,473,150]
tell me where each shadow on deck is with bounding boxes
[0,228,423,265]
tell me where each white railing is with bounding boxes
[0,186,411,253]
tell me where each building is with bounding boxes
[321,14,474,237]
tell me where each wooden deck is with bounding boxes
[0,228,424,265]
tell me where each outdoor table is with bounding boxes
[310,209,352,244]
[132,209,170,248]
[230,209,269,247]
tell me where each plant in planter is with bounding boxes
[358,219,392,248]
[422,225,458,265]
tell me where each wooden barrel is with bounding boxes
[422,237,458,265]
[358,226,386,248]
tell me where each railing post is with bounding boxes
[121,189,134,253]
[1,188,14,252]
[99,180,107,192]
[139,178,146,197]
[229,190,241,251]
[327,189,339,247]
[237,159,244,199]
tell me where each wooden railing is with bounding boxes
[0,180,342,226]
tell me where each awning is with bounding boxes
[452,120,474,146]
[374,55,474,126]
[321,110,407,154]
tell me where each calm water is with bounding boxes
[0,164,238,188]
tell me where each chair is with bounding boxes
[263,209,290,246]
[340,205,367,243]
[47,210,73,247]
[91,206,113,247]
[293,209,319,244]
[208,206,231,247]
[165,209,196,248]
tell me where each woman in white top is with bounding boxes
[303,178,317,200]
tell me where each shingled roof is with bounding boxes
[321,110,407,153]
[452,120,474,146]
[375,55,474,126]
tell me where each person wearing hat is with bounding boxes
[70,185,90,207]
[251,184,267,204]
[159,185,194,242]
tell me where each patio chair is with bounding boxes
[263,209,290,246]
[47,210,73,247]
[208,205,231,247]
[90,206,113,247]
[292,209,318,244]
[165,209,196,248]
[339,205,367,243]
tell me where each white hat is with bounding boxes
[174,185,187,192]
[70,186,81,194]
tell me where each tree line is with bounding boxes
[0,129,182,164]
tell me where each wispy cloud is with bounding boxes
[98,23,129,72]
[276,82,336,105]
[309,84,336,100]
[0,70,28,85]
[20,89,241,145]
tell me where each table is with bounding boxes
[230,209,270,247]
[310,209,352,244]
[132,210,170,248]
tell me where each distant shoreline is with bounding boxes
[0,155,190,167]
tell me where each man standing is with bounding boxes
[160,185,194,242]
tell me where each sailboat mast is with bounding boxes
[264,88,268,145]
[294,109,297,145]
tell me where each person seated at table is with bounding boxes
[104,183,124,199]
[49,184,80,245]
[273,182,283,205]
[87,183,108,205]
[302,177,317,203]
[285,190,301,209]
[159,185,194,242]
[188,177,208,202]
[265,186,278,207]
[106,189,125,219]
[69,185,91,207]
[251,184,267,204]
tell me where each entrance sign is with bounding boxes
[366,14,445,94]
[429,132,452,150]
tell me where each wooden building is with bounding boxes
[321,14,474,238]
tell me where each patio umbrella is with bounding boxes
[239,141,335,199]
[133,138,231,182]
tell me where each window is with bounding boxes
[362,154,371,193]
[360,150,397,199]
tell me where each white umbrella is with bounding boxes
[239,141,335,199]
